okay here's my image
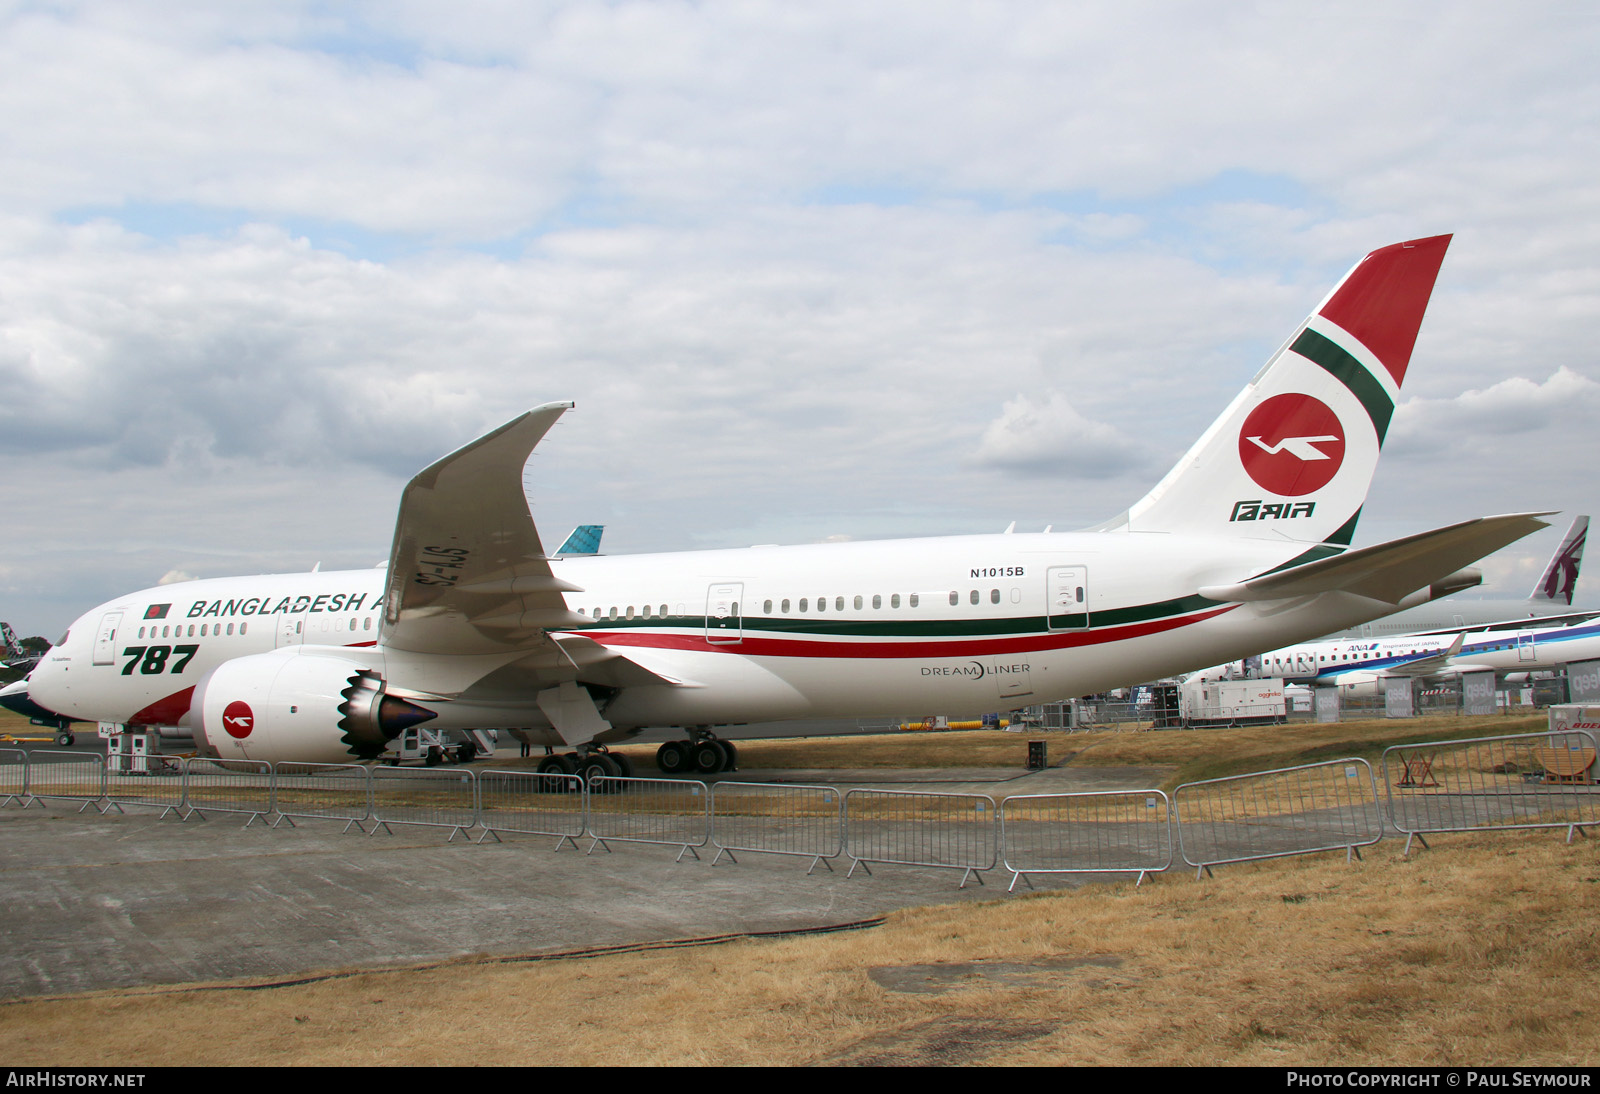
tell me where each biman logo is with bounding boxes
[222,700,255,740]
[1237,393,1346,496]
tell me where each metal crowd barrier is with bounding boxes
[271,762,372,832]
[183,758,274,822]
[585,775,710,860]
[23,751,106,812]
[103,760,186,819]
[369,766,478,839]
[1173,758,1384,878]
[1382,729,1600,854]
[476,770,586,847]
[1000,789,1172,891]
[0,747,28,807]
[844,788,997,888]
[710,781,844,872]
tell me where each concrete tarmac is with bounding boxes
[0,763,1169,1000]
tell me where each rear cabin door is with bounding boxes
[1046,567,1089,631]
[705,583,744,644]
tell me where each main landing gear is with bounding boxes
[655,729,738,775]
[536,747,635,789]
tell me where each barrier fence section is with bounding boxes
[0,747,27,807]
[1382,729,1600,853]
[272,762,372,831]
[709,781,844,872]
[1173,758,1383,878]
[104,762,186,818]
[844,788,997,888]
[369,766,478,839]
[585,776,710,860]
[183,759,273,821]
[1000,790,1172,892]
[476,770,586,847]
[24,751,106,812]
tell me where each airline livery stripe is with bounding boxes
[572,604,1237,659]
[1291,328,1394,443]
[577,594,1227,639]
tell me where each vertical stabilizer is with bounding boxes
[1124,235,1452,547]
[1531,515,1587,606]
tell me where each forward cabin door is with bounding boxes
[705,583,744,645]
[93,612,124,666]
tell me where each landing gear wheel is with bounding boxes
[537,753,575,775]
[693,739,729,775]
[55,731,74,747]
[425,745,443,767]
[657,740,691,775]
[610,752,635,778]
[456,741,478,764]
[719,740,737,771]
[576,752,620,792]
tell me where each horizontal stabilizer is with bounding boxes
[1200,512,1552,605]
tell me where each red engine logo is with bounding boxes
[222,700,255,739]
[1238,393,1346,496]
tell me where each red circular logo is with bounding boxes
[1237,394,1346,496]
[222,700,255,740]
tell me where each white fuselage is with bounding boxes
[29,530,1408,761]
[1259,618,1600,688]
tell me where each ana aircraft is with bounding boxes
[1252,614,1600,694]
[14,235,1551,777]
[1323,515,1590,639]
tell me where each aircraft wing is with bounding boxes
[380,402,592,656]
[1374,633,1466,678]
[1200,513,1552,605]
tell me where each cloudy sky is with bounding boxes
[2,1,1597,637]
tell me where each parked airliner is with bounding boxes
[12,235,1550,777]
[1254,615,1600,693]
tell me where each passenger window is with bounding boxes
[642,605,651,618]
[990,589,999,604]
[949,592,958,607]
[660,605,668,617]
[226,623,234,636]
[836,597,844,611]
[909,593,919,608]
[138,627,145,639]
[872,595,881,609]
[799,598,808,612]
[781,599,790,613]
[364,617,372,630]
[609,607,618,620]
[817,597,826,612]
[970,590,979,605]
[763,600,772,614]
[891,594,900,608]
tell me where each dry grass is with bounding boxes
[1,826,1595,1066]
[1,708,1596,1065]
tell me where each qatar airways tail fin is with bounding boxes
[1117,235,1452,548]
[1530,515,1587,606]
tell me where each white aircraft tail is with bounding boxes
[0,623,22,660]
[1530,515,1587,606]
[1120,235,1452,549]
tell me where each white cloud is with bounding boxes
[973,391,1154,479]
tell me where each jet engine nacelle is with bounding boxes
[190,651,435,764]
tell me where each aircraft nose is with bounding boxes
[0,677,69,725]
